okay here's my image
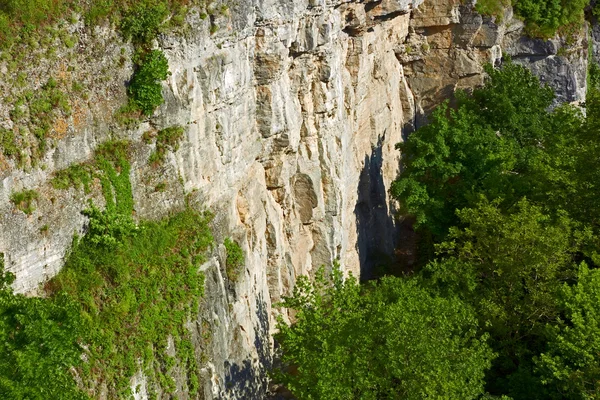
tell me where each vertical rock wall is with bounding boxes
[0,0,591,398]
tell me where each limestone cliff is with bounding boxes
[0,0,591,398]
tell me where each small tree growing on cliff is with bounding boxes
[128,49,169,115]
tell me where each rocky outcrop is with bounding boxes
[0,0,591,398]
[403,0,587,128]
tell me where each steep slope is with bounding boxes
[0,0,591,398]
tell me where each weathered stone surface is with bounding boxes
[0,0,592,398]
[402,0,587,128]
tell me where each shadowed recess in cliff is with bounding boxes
[354,134,399,281]
[222,295,271,399]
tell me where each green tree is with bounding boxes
[275,269,494,400]
[0,255,87,400]
[422,198,588,398]
[536,263,600,399]
[427,198,577,338]
[568,88,600,229]
[391,60,600,399]
[392,60,584,240]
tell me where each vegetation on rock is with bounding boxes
[224,238,244,282]
[0,255,87,400]
[147,125,185,164]
[10,189,39,215]
[0,0,227,169]
[46,207,212,398]
[277,60,600,400]
[128,50,170,115]
[2,135,213,399]
[475,0,587,37]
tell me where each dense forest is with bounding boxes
[275,61,600,399]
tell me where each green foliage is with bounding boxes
[275,268,494,400]
[389,58,600,399]
[94,140,133,215]
[13,77,71,157]
[422,199,586,397]
[82,204,138,248]
[128,50,169,115]
[589,62,600,92]
[148,125,184,165]
[0,0,69,48]
[51,139,133,212]
[224,238,244,282]
[0,0,203,49]
[4,130,212,397]
[120,0,169,45]
[51,163,94,192]
[475,0,511,20]
[391,60,577,239]
[0,254,88,400]
[428,198,577,334]
[536,264,600,399]
[472,0,587,37]
[47,208,213,398]
[10,189,39,215]
[0,127,20,159]
[513,0,587,37]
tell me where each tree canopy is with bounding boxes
[275,269,494,400]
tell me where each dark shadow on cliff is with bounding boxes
[221,294,272,399]
[354,134,401,281]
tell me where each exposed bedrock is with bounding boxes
[0,0,590,397]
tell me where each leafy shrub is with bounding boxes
[82,204,138,247]
[128,50,169,115]
[275,268,494,399]
[149,125,184,164]
[474,0,586,37]
[224,238,244,282]
[120,0,169,45]
[513,0,587,37]
[475,0,511,19]
[94,140,134,215]
[84,0,116,25]
[0,128,20,159]
[48,208,213,397]
[51,163,95,192]
[27,77,70,153]
[0,254,88,400]
[10,189,39,215]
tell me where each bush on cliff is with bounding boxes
[475,0,587,37]
[128,49,169,115]
[0,255,88,400]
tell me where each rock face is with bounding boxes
[0,0,591,398]
[403,0,588,128]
